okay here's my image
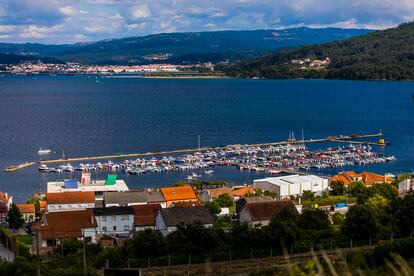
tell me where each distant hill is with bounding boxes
[0,28,372,65]
[223,22,414,80]
[0,53,64,65]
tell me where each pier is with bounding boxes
[3,132,384,172]
[4,162,35,173]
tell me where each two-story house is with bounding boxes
[93,206,135,237]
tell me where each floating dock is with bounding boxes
[3,132,384,172]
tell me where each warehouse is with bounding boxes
[253,174,328,199]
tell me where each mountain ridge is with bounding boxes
[0,27,373,65]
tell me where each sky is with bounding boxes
[0,0,414,44]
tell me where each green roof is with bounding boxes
[105,175,117,186]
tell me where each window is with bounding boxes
[68,204,72,208]
[78,204,82,208]
[124,225,130,231]
[121,215,129,221]
[111,216,116,221]
[113,226,116,231]
[102,216,106,222]
[102,226,107,232]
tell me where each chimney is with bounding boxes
[81,172,91,185]
[90,216,94,224]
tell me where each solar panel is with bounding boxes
[64,179,78,189]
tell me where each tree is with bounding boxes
[215,193,234,207]
[7,204,24,230]
[347,181,367,197]
[266,207,299,249]
[123,229,167,258]
[298,209,330,230]
[392,192,414,236]
[332,212,344,225]
[342,205,378,241]
[204,201,221,215]
[302,190,315,201]
[167,222,220,255]
[329,181,346,196]
[370,183,399,201]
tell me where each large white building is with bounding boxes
[253,174,329,198]
[47,175,129,201]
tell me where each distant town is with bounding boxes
[0,61,216,75]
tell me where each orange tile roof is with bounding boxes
[0,192,11,203]
[16,204,35,214]
[360,172,385,185]
[330,175,351,185]
[46,192,95,204]
[39,209,97,239]
[172,199,204,207]
[206,187,232,199]
[332,171,385,186]
[232,187,254,197]
[160,186,197,201]
[39,201,47,210]
[131,204,161,227]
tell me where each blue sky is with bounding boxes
[0,0,413,44]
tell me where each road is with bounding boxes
[0,242,14,262]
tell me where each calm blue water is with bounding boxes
[0,76,413,203]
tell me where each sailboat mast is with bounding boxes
[198,135,201,150]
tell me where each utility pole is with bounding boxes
[83,230,86,276]
[36,229,40,276]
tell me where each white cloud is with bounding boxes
[59,6,76,16]
[1,0,414,43]
[131,4,151,19]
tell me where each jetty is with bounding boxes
[4,162,35,173]
[3,132,384,172]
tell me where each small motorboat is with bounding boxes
[38,148,52,155]
[205,170,214,174]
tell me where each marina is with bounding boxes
[3,132,385,174]
[32,133,395,179]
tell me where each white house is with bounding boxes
[93,206,135,237]
[155,206,213,236]
[399,178,414,196]
[254,174,328,198]
[46,191,96,212]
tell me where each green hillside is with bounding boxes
[223,22,414,80]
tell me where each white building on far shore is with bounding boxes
[253,174,329,199]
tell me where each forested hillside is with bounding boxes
[222,22,414,80]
